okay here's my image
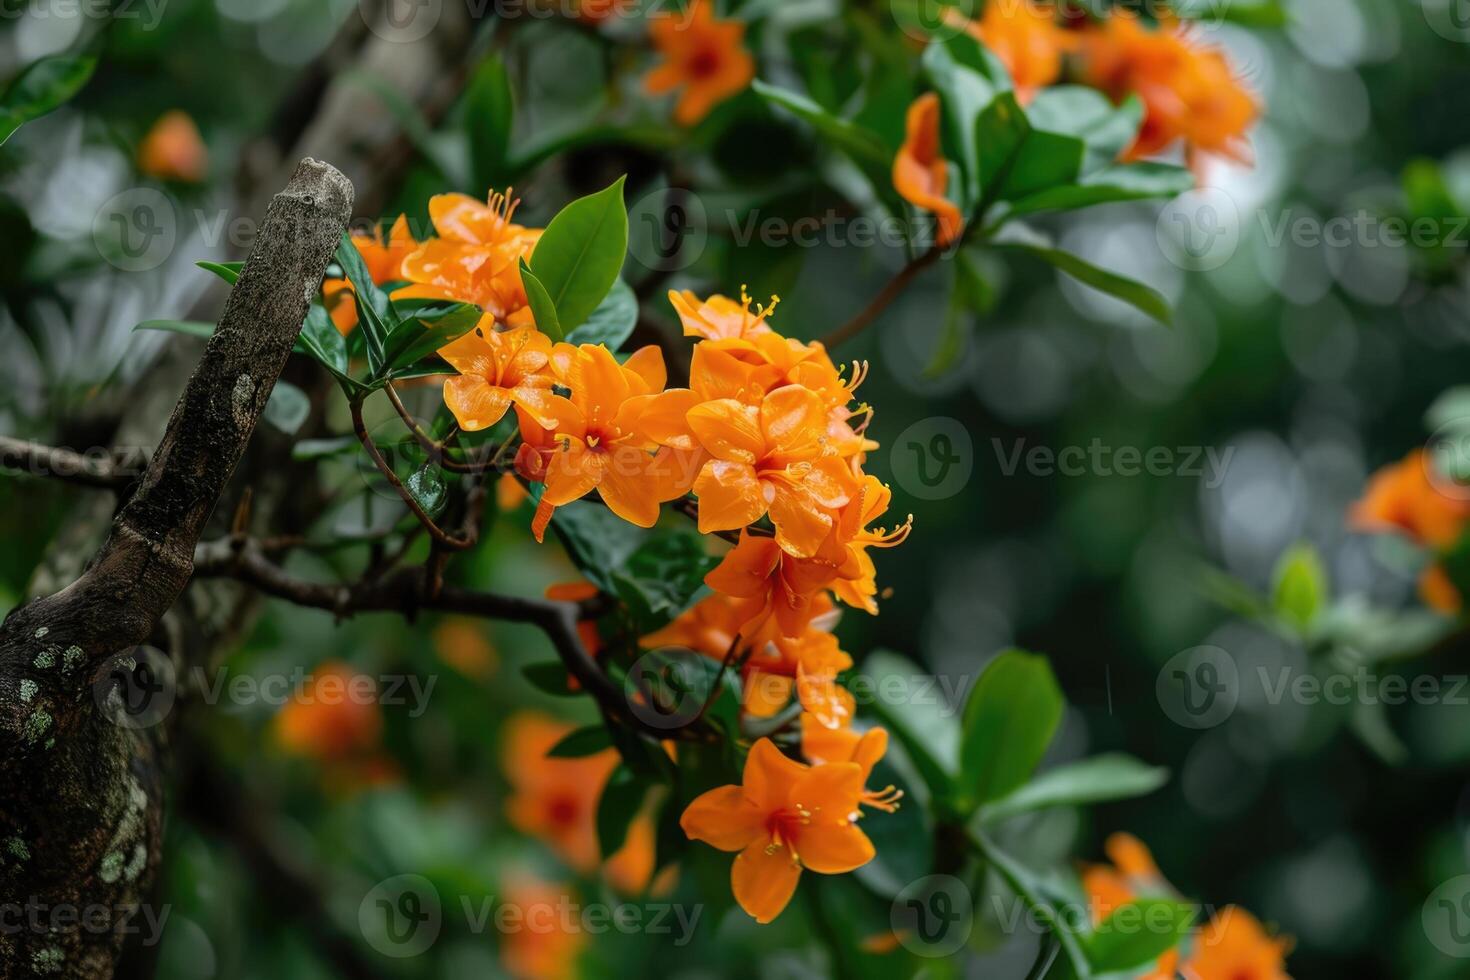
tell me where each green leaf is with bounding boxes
[1024,87,1142,174]
[861,651,958,809]
[921,33,1004,207]
[548,501,647,593]
[565,279,638,351]
[926,249,993,375]
[521,662,576,697]
[971,830,1093,977]
[548,724,614,758]
[958,650,1064,812]
[1174,0,1288,26]
[197,260,243,285]
[518,258,563,342]
[295,303,352,382]
[465,55,515,189]
[386,302,481,373]
[529,177,629,333]
[993,243,1172,325]
[335,234,393,375]
[980,754,1169,824]
[976,93,1086,204]
[263,381,311,436]
[134,319,215,339]
[596,765,647,859]
[0,55,97,146]
[612,530,720,635]
[1086,900,1196,973]
[1272,543,1327,631]
[405,464,447,518]
[1008,162,1195,216]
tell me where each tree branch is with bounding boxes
[0,159,353,980]
[0,437,146,492]
[818,246,944,350]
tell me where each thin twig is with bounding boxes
[351,397,475,550]
[819,246,944,350]
[0,436,146,491]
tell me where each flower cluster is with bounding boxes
[896,4,1257,239]
[1084,834,1291,979]
[1350,448,1470,613]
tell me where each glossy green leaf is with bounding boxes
[1086,900,1195,973]
[295,303,352,382]
[0,55,97,146]
[134,319,215,339]
[921,32,1004,206]
[529,177,628,333]
[197,260,243,285]
[405,464,447,518]
[980,754,1169,824]
[976,93,1086,204]
[959,650,1064,811]
[465,55,515,188]
[861,651,958,809]
[611,530,719,635]
[386,302,481,373]
[1024,87,1142,174]
[335,234,392,375]
[596,765,647,859]
[518,258,563,342]
[1008,162,1195,215]
[548,724,614,758]
[565,279,638,351]
[993,243,1172,325]
[1272,543,1327,630]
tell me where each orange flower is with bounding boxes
[1081,834,1291,980]
[498,874,587,980]
[1079,13,1257,167]
[704,529,847,638]
[433,617,497,679]
[799,719,903,813]
[680,738,875,923]
[1188,906,1292,980]
[501,712,656,890]
[893,93,963,247]
[827,476,913,614]
[438,323,559,431]
[645,0,755,126]
[680,384,857,557]
[515,344,697,539]
[138,110,207,182]
[324,215,421,333]
[273,661,383,762]
[397,190,542,327]
[1420,563,1461,615]
[668,288,776,342]
[964,0,1076,104]
[1350,449,1470,549]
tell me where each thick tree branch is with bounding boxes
[0,160,352,980]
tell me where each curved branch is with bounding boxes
[819,246,944,350]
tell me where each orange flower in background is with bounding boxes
[1081,834,1290,980]
[324,215,421,333]
[515,344,697,538]
[433,617,497,679]
[273,661,383,762]
[680,738,874,923]
[1351,449,1470,549]
[438,323,559,431]
[645,0,755,126]
[498,874,587,980]
[397,190,542,327]
[1419,562,1461,615]
[1188,906,1292,980]
[501,712,656,891]
[964,0,1076,104]
[893,93,963,248]
[1079,13,1257,168]
[138,110,207,182]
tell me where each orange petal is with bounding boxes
[543,440,606,506]
[742,737,808,813]
[695,460,767,533]
[795,820,875,876]
[743,671,794,718]
[622,345,668,394]
[681,784,767,852]
[767,482,835,559]
[731,838,802,924]
[760,385,827,461]
[597,447,664,528]
[443,376,512,432]
[637,389,701,449]
[706,532,783,597]
[688,399,764,463]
